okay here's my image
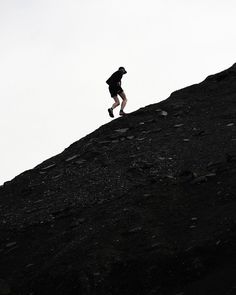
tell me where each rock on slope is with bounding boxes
[1,64,236,295]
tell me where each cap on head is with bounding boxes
[119,66,127,74]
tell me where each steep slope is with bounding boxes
[1,64,236,294]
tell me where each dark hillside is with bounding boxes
[1,64,236,294]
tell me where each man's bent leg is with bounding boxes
[108,96,120,118]
[112,96,120,109]
[119,91,127,111]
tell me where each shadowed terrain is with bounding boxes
[1,64,236,294]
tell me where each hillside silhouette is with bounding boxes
[1,64,236,294]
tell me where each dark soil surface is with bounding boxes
[1,64,236,294]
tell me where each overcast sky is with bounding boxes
[0,0,236,185]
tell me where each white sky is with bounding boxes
[0,0,236,185]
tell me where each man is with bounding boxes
[106,67,128,117]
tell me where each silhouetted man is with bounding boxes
[106,67,128,117]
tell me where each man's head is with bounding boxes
[118,67,127,74]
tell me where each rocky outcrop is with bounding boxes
[1,64,236,294]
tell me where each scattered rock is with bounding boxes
[115,128,129,133]
[25,264,34,268]
[41,163,56,170]
[34,199,44,204]
[173,110,184,117]
[174,124,184,128]
[65,155,79,162]
[165,174,175,179]
[193,130,205,136]
[109,134,121,140]
[94,272,100,276]
[158,157,165,160]
[178,170,196,182]
[156,109,168,116]
[192,176,207,184]
[161,111,168,116]
[143,193,152,197]
[191,217,198,221]
[150,242,161,249]
[5,242,17,248]
[128,226,142,233]
[205,173,216,178]
[207,161,226,173]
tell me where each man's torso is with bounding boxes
[106,71,123,86]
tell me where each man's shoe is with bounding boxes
[119,110,127,116]
[108,108,114,118]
